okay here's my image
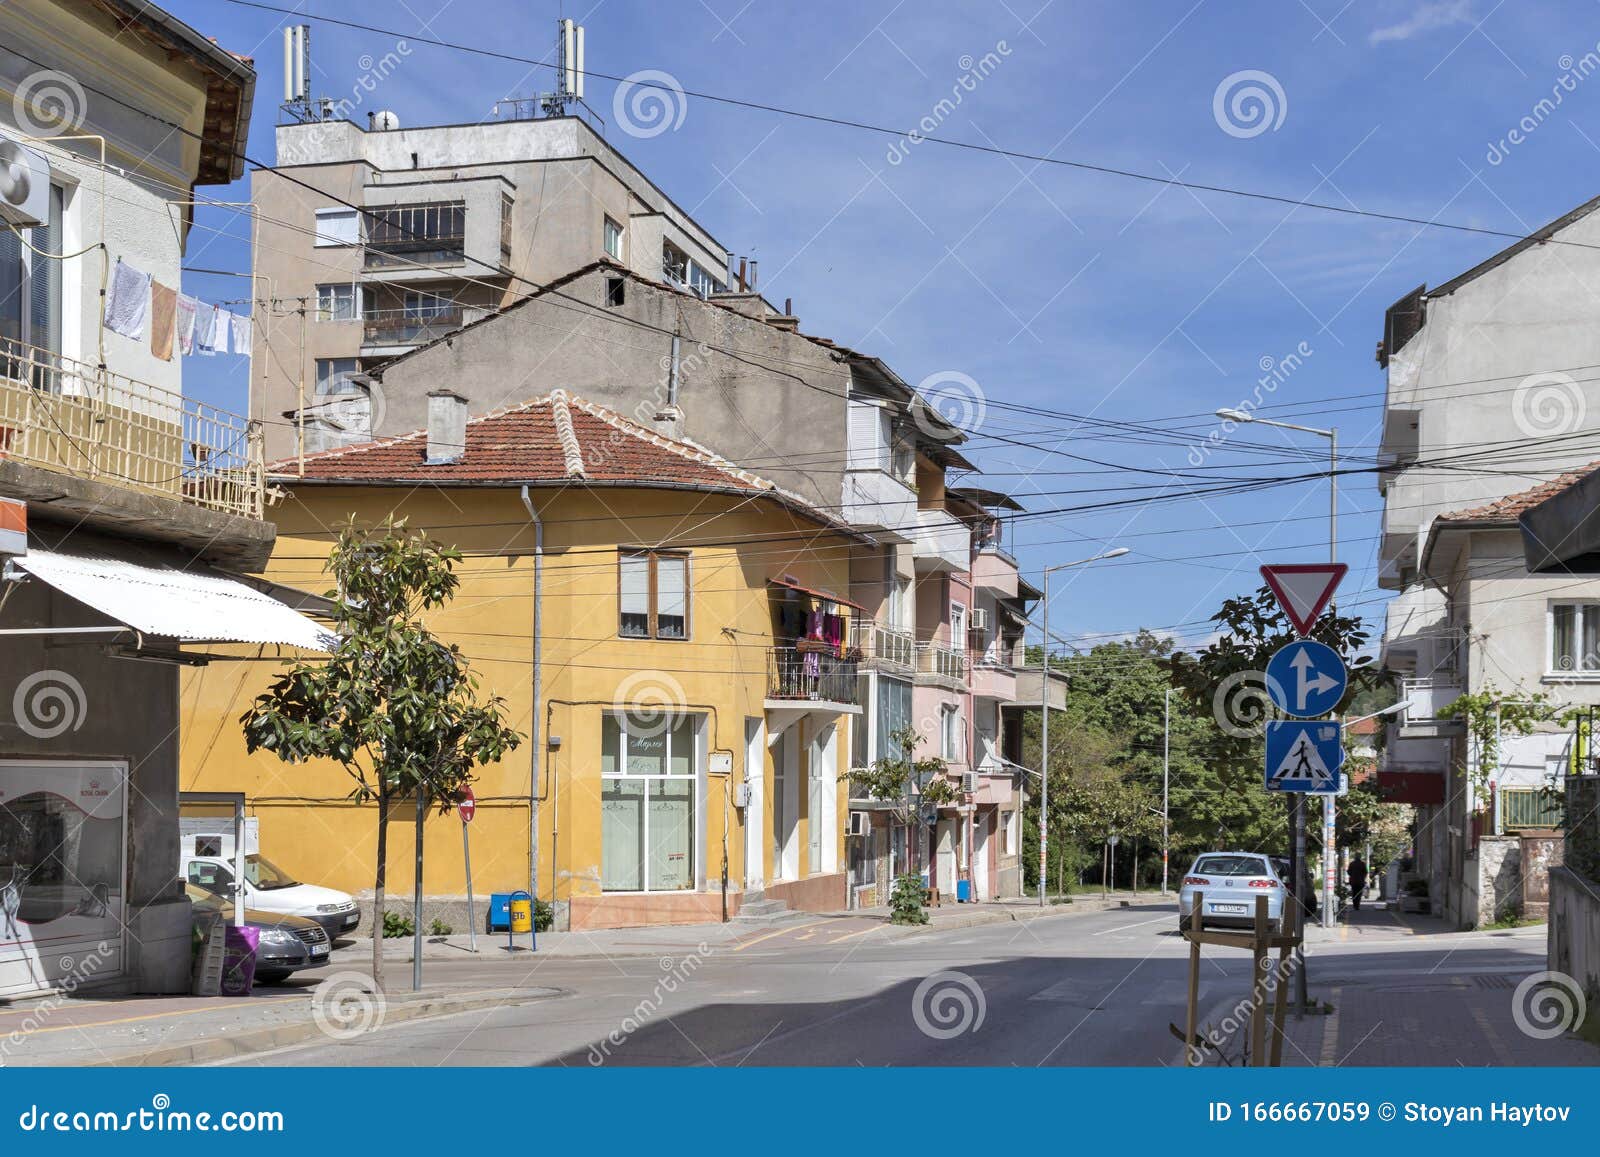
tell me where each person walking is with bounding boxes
[1346,854,1368,914]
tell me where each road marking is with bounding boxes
[825,925,882,944]
[1091,912,1175,936]
[730,920,825,952]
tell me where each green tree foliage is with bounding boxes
[241,518,524,991]
[845,725,956,877]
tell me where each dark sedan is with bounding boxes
[185,883,332,984]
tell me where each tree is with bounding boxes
[240,519,523,991]
[846,724,957,879]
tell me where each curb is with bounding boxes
[85,986,565,1067]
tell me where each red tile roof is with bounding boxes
[1437,459,1600,523]
[269,390,855,533]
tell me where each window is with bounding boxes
[662,240,688,286]
[605,277,626,307]
[315,357,362,395]
[403,290,452,322]
[601,713,698,891]
[313,207,360,246]
[315,283,359,321]
[949,602,967,643]
[500,194,513,259]
[603,216,624,260]
[1550,603,1600,672]
[0,183,63,361]
[1001,809,1016,856]
[687,259,723,298]
[619,550,689,639]
[364,200,466,266]
[940,704,962,761]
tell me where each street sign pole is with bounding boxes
[460,787,478,953]
[1322,791,1337,929]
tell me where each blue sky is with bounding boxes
[168,0,1600,654]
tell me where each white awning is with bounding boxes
[12,550,335,651]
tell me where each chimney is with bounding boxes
[426,390,468,463]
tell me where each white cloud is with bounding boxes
[1369,0,1474,44]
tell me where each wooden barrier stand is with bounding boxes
[1181,890,1301,1067]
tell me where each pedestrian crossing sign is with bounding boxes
[1264,719,1343,793]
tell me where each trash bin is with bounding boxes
[956,879,972,903]
[220,924,259,996]
[509,893,533,934]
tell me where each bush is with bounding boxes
[888,874,929,926]
[533,898,554,932]
[428,917,454,936]
[382,910,415,939]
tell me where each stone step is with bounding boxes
[733,898,790,921]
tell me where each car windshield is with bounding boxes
[245,855,299,891]
[1193,855,1272,878]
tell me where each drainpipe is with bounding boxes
[521,485,544,907]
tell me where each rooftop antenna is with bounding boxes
[541,17,585,116]
[280,25,314,122]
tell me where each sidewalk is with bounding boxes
[349,890,1161,961]
[0,982,561,1067]
[1197,903,1599,1066]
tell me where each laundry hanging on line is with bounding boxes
[104,258,151,340]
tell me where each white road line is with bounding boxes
[1091,912,1176,937]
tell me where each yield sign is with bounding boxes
[1260,563,1348,636]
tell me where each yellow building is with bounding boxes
[179,391,869,929]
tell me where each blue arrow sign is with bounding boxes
[1265,720,1344,793]
[1265,639,1347,718]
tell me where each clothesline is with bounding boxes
[103,257,252,361]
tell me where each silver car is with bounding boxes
[1178,852,1287,931]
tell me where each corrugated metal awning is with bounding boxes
[12,550,334,651]
[768,576,864,612]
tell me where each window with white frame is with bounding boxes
[600,713,699,892]
[603,216,624,260]
[315,283,360,322]
[0,183,64,360]
[949,601,967,646]
[315,357,361,395]
[313,207,360,247]
[1001,809,1016,856]
[940,703,962,761]
[1550,602,1600,672]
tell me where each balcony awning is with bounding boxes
[9,550,335,651]
[768,577,864,612]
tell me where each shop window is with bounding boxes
[600,714,698,892]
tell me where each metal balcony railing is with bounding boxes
[850,619,915,671]
[361,306,483,346]
[0,338,263,519]
[767,646,861,706]
[1399,677,1463,722]
[916,641,969,684]
[1500,788,1563,831]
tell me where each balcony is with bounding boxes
[0,339,263,519]
[916,641,969,689]
[912,509,969,572]
[1399,677,1463,723]
[850,619,915,673]
[971,544,1019,596]
[766,646,861,709]
[840,468,918,537]
[361,305,487,353]
[970,654,1017,702]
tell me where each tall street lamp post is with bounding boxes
[1037,547,1129,907]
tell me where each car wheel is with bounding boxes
[1178,913,1193,934]
[254,970,291,985]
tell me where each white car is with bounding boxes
[183,838,361,940]
[1178,851,1287,932]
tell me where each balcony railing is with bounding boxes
[1399,677,1463,722]
[0,339,263,519]
[850,619,915,671]
[916,641,969,685]
[767,646,861,706]
[1500,787,1563,831]
[362,306,485,346]
[364,236,466,270]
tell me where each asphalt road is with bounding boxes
[226,902,1556,1067]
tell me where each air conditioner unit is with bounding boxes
[0,134,51,228]
[848,811,870,837]
[969,608,990,632]
[961,773,977,794]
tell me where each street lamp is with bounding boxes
[1214,410,1337,568]
[1037,546,1130,907]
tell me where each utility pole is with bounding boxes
[1036,548,1129,907]
[1162,687,1172,896]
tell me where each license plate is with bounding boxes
[342,915,358,928]
[1210,903,1248,914]
[312,943,330,956]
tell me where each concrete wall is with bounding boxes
[371,269,851,508]
[1549,866,1600,996]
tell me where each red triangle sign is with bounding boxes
[1260,563,1347,636]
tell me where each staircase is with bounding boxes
[733,891,790,923]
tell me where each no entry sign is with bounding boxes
[458,787,476,823]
